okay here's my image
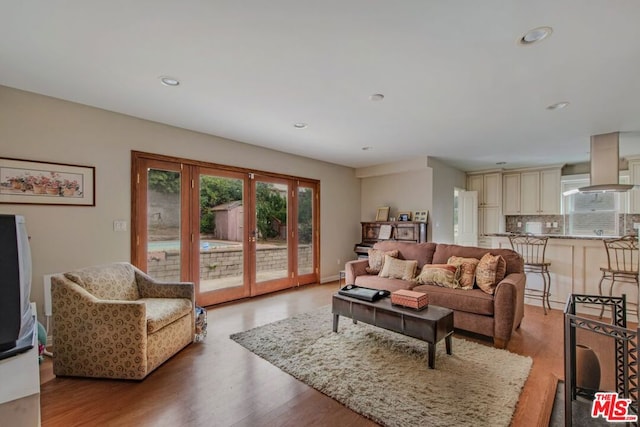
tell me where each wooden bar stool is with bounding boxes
[509,234,552,314]
[598,235,639,319]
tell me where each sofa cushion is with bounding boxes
[447,256,480,290]
[432,244,523,275]
[366,249,399,274]
[378,255,418,281]
[141,298,193,334]
[415,264,460,288]
[373,241,437,270]
[475,253,507,295]
[354,275,414,293]
[413,284,495,316]
[65,262,140,301]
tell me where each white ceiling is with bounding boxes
[2,1,640,171]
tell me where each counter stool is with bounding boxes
[509,234,552,314]
[598,235,639,319]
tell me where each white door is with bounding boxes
[458,190,478,246]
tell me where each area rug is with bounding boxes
[230,305,532,427]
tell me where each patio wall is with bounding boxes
[148,245,312,281]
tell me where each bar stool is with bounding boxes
[509,234,552,314]
[598,235,639,319]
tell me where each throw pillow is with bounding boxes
[378,255,418,281]
[415,264,460,288]
[476,253,507,294]
[366,249,399,274]
[447,256,480,290]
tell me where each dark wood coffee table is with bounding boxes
[332,293,454,369]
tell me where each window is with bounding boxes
[561,174,629,236]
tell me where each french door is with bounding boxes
[131,152,319,306]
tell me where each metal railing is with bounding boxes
[564,294,638,426]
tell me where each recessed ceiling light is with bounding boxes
[369,94,385,101]
[546,101,570,110]
[519,26,553,45]
[293,123,308,129]
[159,76,180,86]
[361,146,373,151]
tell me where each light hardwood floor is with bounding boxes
[40,282,566,427]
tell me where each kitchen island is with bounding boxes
[488,233,638,318]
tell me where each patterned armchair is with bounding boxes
[51,262,195,380]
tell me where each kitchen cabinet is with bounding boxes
[467,172,502,247]
[502,168,561,215]
[503,173,520,215]
[468,172,501,208]
[630,158,640,213]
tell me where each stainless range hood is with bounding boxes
[578,132,635,193]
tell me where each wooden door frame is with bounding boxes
[192,165,251,306]
[131,151,320,306]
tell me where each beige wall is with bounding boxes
[356,157,465,243]
[0,86,361,319]
[428,157,467,243]
[357,158,434,237]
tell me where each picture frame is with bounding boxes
[0,157,95,206]
[397,211,412,221]
[412,210,429,222]
[375,206,390,221]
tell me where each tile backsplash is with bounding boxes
[505,214,640,236]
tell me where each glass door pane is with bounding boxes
[145,166,183,282]
[252,177,291,294]
[297,185,314,277]
[196,168,249,306]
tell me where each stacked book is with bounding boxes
[391,289,429,310]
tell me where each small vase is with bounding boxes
[46,186,59,195]
[63,187,75,197]
[576,344,601,392]
[32,184,46,194]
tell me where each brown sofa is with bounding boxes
[345,241,526,348]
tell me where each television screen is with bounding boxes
[0,214,34,359]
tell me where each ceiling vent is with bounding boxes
[578,132,635,193]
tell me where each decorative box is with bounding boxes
[391,289,429,310]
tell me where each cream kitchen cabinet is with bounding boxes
[467,172,502,245]
[503,168,561,215]
[467,172,501,208]
[502,173,521,215]
[630,158,640,213]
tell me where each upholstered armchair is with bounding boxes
[51,262,195,380]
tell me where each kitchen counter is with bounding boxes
[487,233,622,241]
[488,234,638,319]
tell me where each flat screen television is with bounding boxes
[0,214,34,360]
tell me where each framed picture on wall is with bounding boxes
[0,157,95,206]
[375,206,390,221]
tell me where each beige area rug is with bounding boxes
[230,305,532,427]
